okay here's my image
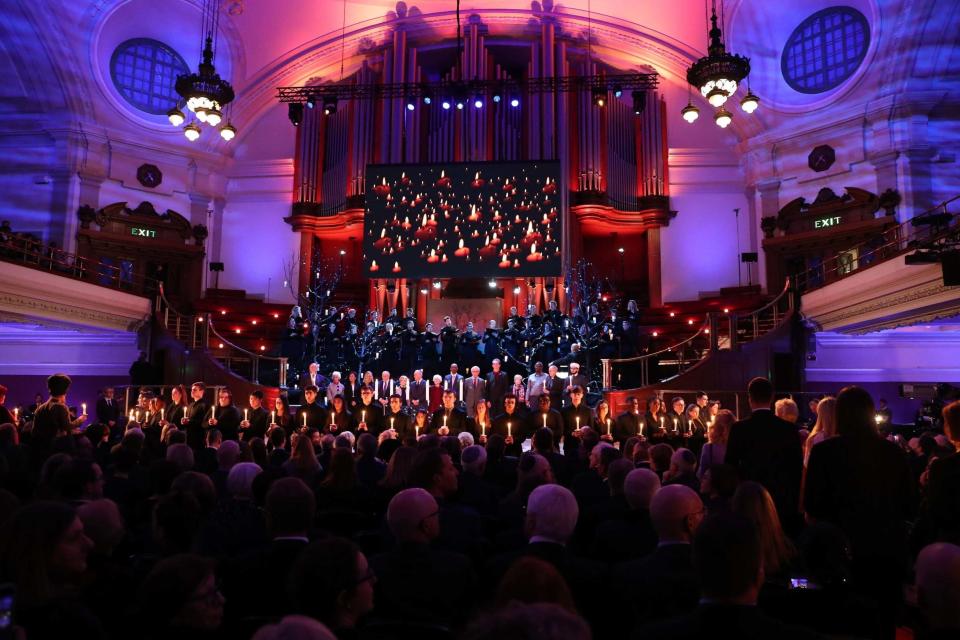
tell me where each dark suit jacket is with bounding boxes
[615,410,643,442]
[370,542,476,627]
[430,407,469,435]
[242,406,270,441]
[591,507,657,563]
[616,543,699,627]
[921,452,960,544]
[32,399,74,446]
[724,408,803,530]
[352,402,383,434]
[221,537,309,622]
[636,603,826,640]
[96,397,120,424]
[408,379,428,408]
[485,371,510,413]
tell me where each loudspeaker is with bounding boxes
[741,252,759,263]
[941,251,960,286]
[209,262,225,272]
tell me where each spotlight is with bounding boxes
[714,107,732,128]
[420,288,428,294]
[632,91,646,115]
[618,247,625,254]
[613,84,623,98]
[706,86,728,108]
[405,96,416,111]
[423,94,432,105]
[288,103,304,126]
[432,280,442,289]
[322,95,338,116]
[510,97,520,108]
[592,86,606,107]
[488,279,497,289]
[305,94,316,109]
[167,106,185,126]
[681,102,700,123]
[441,99,452,110]
[219,123,236,141]
[456,98,465,110]
[740,91,760,114]
[339,249,346,256]
[513,286,521,294]
[492,91,502,103]
[183,122,201,141]
[473,96,484,109]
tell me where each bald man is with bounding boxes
[917,542,960,637]
[371,489,476,627]
[615,485,704,628]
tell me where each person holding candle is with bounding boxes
[164,384,189,431]
[536,394,564,449]
[684,403,708,456]
[492,394,528,455]
[272,395,292,430]
[240,390,270,442]
[206,388,242,442]
[667,396,688,446]
[594,399,613,439]
[300,385,328,431]
[184,382,210,450]
[384,395,410,439]
[327,394,351,434]
[561,386,592,457]
[352,386,383,434]
[411,409,430,441]
[642,396,668,443]
[430,389,467,436]
[30,373,87,454]
[470,400,493,444]
[613,396,644,445]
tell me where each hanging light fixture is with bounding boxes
[684,0,758,127]
[740,80,759,113]
[171,0,238,142]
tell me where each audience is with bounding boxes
[0,372,947,640]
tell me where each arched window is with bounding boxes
[110,38,189,114]
[781,7,869,94]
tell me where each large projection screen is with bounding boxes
[364,161,562,279]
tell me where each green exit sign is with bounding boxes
[814,216,842,229]
[130,227,157,238]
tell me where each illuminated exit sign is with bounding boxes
[814,216,842,229]
[130,227,157,238]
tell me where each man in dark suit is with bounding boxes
[562,386,593,457]
[302,361,325,391]
[492,393,527,455]
[637,512,822,639]
[442,363,464,403]
[430,389,468,436]
[615,396,643,444]
[462,366,486,418]
[240,390,270,441]
[352,385,383,435]
[370,488,476,628]
[615,484,704,632]
[206,387,242,442]
[183,381,209,450]
[409,448,483,559]
[545,364,565,409]
[221,478,314,625]
[725,377,803,532]
[95,387,120,429]
[408,369,429,411]
[383,395,410,437]
[533,393,564,448]
[485,358,510,415]
[298,386,327,432]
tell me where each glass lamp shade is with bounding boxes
[740,91,760,114]
[219,123,236,141]
[184,122,202,141]
[205,109,222,126]
[706,86,728,108]
[167,107,185,126]
[714,108,732,128]
[681,102,700,123]
[195,107,208,123]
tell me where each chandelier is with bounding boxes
[682,0,759,127]
[167,0,237,142]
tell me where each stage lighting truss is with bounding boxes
[277,73,658,110]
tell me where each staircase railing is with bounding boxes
[156,284,288,388]
[793,194,960,294]
[601,278,793,390]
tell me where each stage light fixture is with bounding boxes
[432,280,442,289]
[441,99,452,110]
[714,107,732,128]
[322,95,338,116]
[488,279,497,288]
[473,96,484,109]
[510,97,520,108]
[613,84,623,98]
[405,96,416,111]
[288,103,304,126]
[513,286,521,294]
[456,99,465,110]
[592,86,606,107]
[632,91,646,115]
[305,94,316,109]
[420,288,428,294]
[492,91,502,103]
[423,94,433,105]
[618,247,625,253]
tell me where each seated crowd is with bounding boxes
[0,373,958,640]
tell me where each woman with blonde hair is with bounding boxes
[804,396,837,466]
[697,409,734,479]
[732,481,796,577]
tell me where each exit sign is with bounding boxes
[130,227,157,238]
[814,216,842,229]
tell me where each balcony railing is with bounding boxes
[793,195,960,294]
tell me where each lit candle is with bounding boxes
[213,405,217,420]
[444,380,448,391]
[874,414,883,424]
[332,413,336,426]
[459,379,463,402]
[271,410,276,425]
[426,384,430,404]
[129,410,135,421]
[416,424,420,437]
[303,412,307,427]
[361,410,366,424]
[391,417,395,430]
[543,413,547,428]
[660,416,664,430]
[607,418,612,436]
[405,385,410,403]
[12,408,17,422]
[673,417,678,434]
[443,415,448,428]
[507,421,512,438]
[374,384,379,400]
[576,416,580,430]
[390,380,395,395]
[160,408,164,421]
[81,402,87,416]
[244,408,249,421]
[481,421,486,437]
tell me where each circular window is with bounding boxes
[781,7,869,94]
[110,38,189,115]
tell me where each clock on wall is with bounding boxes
[137,164,163,188]
[808,145,836,173]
